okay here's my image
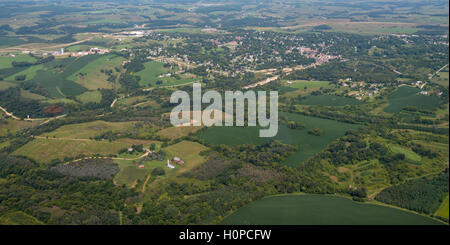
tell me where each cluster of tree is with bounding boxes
[0,155,137,224]
[0,87,45,118]
[375,169,449,216]
[50,159,119,180]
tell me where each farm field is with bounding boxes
[0,54,36,69]
[156,126,203,140]
[40,120,136,139]
[431,72,449,88]
[0,211,43,225]
[221,194,445,225]
[4,64,43,81]
[76,90,102,103]
[114,159,167,187]
[384,86,440,113]
[284,80,331,89]
[198,112,359,166]
[12,137,153,163]
[136,60,198,87]
[297,94,364,106]
[435,195,449,220]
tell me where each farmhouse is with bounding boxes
[173,157,184,165]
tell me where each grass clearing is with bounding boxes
[68,54,123,90]
[0,54,36,69]
[388,144,422,164]
[297,94,364,106]
[40,120,136,139]
[431,72,449,88]
[156,126,203,140]
[76,90,102,103]
[12,138,154,163]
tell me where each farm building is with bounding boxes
[173,157,184,165]
[167,160,175,169]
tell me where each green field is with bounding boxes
[29,69,87,98]
[285,80,331,89]
[12,138,153,163]
[136,61,175,86]
[4,64,43,81]
[221,194,444,225]
[76,90,102,103]
[298,94,364,106]
[0,54,36,69]
[388,144,422,164]
[198,112,359,166]
[0,211,43,225]
[41,120,135,139]
[384,86,440,113]
[435,195,449,220]
[136,60,198,87]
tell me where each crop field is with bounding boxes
[284,80,331,89]
[12,138,152,163]
[297,94,364,106]
[221,194,444,225]
[384,86,440,113]
[0,37,28,48]
[198,112,359,166]
[164,140,208,175]
[434,195,449,220]
[40,120,136,139]
[4,64,44,81]
[114,160,149,188]
[29,70,87,98]
[68,54,123,90]
[156,126,203,140]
